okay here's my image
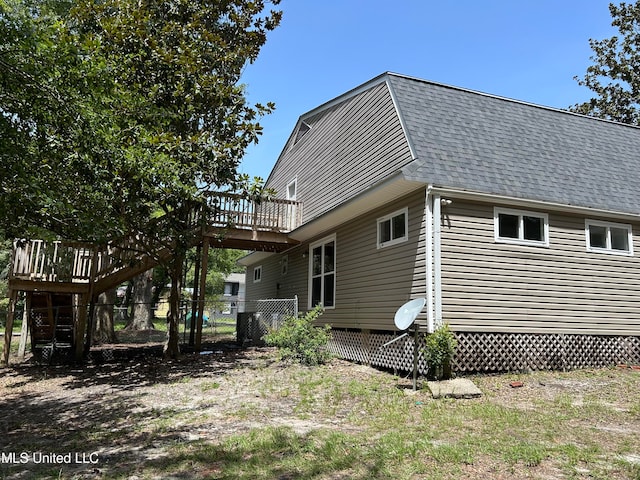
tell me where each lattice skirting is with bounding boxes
[328,330,640,374]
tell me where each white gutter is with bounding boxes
[433,193,443,329]
[425,185,434,333]
[429,186,640,222]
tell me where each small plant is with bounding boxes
[264,305,332,366]
[422,323,457,380]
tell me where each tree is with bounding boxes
[1,0,125,241]
[0,237,11,323]
[93,289,118,344]
[127,270,155,331]
[572,1,640,124]
[1,0,281,359]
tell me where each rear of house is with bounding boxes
[241,72,640,373]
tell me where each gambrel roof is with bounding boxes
[386,72,640,216]
[263,72,640,244]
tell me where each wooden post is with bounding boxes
[74,293,89,362]
[195,238,209,351]
[3,289,19,366]
[189,245,202,346]
[17,292,30,359]
[81,248,99,359]
[84,296,97,356]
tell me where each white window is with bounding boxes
[287,178,297,200]
[494,207,549,247]
[253,265,262,283]
[223,282,239,296]
[377,208,409,248]
[309,235,336,309]
[585,220,633,255]
[293,121,311,145]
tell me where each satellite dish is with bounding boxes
[394,298,426,331]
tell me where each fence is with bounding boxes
[236,297,299,347]
[2,296,299,342]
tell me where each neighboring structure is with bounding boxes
[240,72,640,373]
[218,272,246,318]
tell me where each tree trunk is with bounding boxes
[126,269,155,330]
[164,259,182,359]
[93,289,118,344]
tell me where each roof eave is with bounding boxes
[431,185,640,221]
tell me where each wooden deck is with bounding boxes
[4,193,301,365]
[9,193,301,294]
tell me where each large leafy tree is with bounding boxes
[572,1,640,124]
[1,0,122,240]
[0,0,281,358]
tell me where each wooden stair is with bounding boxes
[28,292,75,362]
[3,193,302,365]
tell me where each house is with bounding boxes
[239,72,640,373]
[218,272,246,318]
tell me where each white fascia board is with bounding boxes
[236,251,276,267]
[288,173,425,243]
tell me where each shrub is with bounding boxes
[422,323,458,380]
[264,305,332,366]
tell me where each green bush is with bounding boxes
[422,323,458,380]
[264,305,332,366]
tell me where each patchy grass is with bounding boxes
[0,346,639,479]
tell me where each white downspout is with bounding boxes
[433,193,443,329]
[425,185,434,333]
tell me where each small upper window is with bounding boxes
[377,208,408,248]
[494,207,549,247]
[253,265,262,283]
[287,179,297,200]
[293,121,311,145]
[586,220,633,255]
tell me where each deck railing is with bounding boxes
[9,194,302,285]
[11,239,95,282]
[206,193,301,232]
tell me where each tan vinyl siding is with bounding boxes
[266,82,413,223]
[441,200,640,336]
[321,189,426,329]
[243,189,427,330]
[274,244,309,307]
[244,258,279,301]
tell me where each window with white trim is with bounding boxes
[293,121,311,144]
[287,178,297,200]
[494,207,549,246]
[309,235,336,309]
[253,265,262,283]
[585,219,633,255]
[377,207,409,248]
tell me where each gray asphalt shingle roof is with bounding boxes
[387,73,640,216]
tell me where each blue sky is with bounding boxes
[239,0,617,181]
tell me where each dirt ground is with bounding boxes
[0,332,386,479]
[1,331,639,479]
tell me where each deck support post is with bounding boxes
[195,238,209,351]
[17,293,31,359]
[82,249,100,358]
[74,293,89,362]
[189,245,202,346]
[3,289,19,366]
